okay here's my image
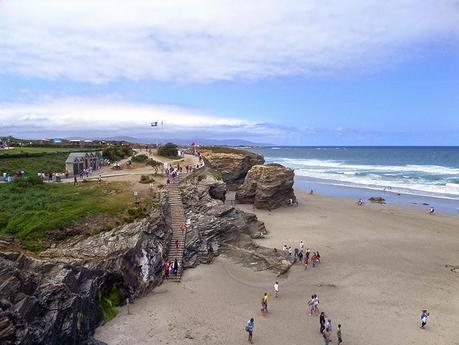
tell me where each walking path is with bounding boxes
[166,182,187,282]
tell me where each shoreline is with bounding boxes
[294,176,459,216]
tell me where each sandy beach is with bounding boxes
[96,190,459,345]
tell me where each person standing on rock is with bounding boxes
[274,281,279,297]
[245,318,254,343]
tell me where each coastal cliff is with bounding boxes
[0,201,171,345]
[0,157,296,344]
[202,149,264,190]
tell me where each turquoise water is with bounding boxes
[249,147,459,202]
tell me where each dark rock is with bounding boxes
[368,197,386,204]
[235,164,296,209]
[0,201,171,345]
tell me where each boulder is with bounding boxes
[202,152,264,190]
[235,164,295,209]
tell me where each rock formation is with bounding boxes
[235,164,296,209]
[0,202,171,345]
[178,174,294,274]
[202,151,264,190]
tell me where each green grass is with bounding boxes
[0,179,134,251]
[201,146,255,155]
[0,152,69,176]
[0,147,87,155]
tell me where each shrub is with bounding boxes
[146,159,162,174]
[98,286,120,321]
[158,143,178,157]
[132,154,148,163]
[139,175,154,184]
[103,145,133,162]
[197,175,204,182]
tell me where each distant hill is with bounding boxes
[103,136,273,146]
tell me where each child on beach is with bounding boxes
[319,312,326,333]
[245,318,254,344]
[274,282,279,297]
[304,256,309,270]
[337,324,343,344]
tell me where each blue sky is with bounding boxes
[1,1,459,145]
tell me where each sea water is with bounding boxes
[248,147,459,215]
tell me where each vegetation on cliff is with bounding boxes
[0,178,153,251]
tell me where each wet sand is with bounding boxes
[96,190,459,345]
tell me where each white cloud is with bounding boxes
[0,97,290,139]
[0,0,458,83]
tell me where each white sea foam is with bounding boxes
[265,157,459,198]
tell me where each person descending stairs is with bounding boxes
[166,183,187,282]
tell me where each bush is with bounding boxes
[103,145,133,162]
[132,154,148,163]
[197,175,205,182]
[139,175,154,184]
[146,159,162,174]
[158,143,178,158]
[98,285,120,321]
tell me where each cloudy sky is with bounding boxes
[1,0,458,145]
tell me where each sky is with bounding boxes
[1,0,459,145]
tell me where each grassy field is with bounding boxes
[201,146,256,155]
[0,147,86,155]
[0,152,69,175]
[0,179,153,251]
[0,146,103,176]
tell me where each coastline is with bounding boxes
[294,176,459,216]
[96,188,459,345]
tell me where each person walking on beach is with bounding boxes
[261,293,269,315]
[298,250,303,264]
[300,240,304,250]
[308,295,315,316]
[319,312,326,333]
[323,328,331,345]
[337,324,343,345]
[274,281,279,298]
[245,318,254,343]
[313,294,320,315]
[420,310,429,328]
[325,318,332,334]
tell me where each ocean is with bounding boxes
[248,146,459,214]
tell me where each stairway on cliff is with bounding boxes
[166,183,187,282]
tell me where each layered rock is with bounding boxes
[235,164,296,209]
[0,204,171,345]
[179,175,268,267]
[202,151,264,190]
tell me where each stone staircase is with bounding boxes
[166,183,186,282]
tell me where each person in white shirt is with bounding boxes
[300,240,304,250]
[273,282,279,297]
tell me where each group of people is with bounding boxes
[163,258,180,279]
[282,241,321,269]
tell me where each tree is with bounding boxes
[146,159,162,175]
[158,143,178,157]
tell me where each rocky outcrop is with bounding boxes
[177,174,294,275]
[235,164,296,209]
[179,175,268,267]
[202,151,264,190]
[0,203,171,345]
